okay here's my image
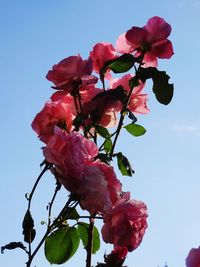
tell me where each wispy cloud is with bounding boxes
[171,122,200,134]
[178,0,200,7]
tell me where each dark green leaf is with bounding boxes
[138,67,174,105]
[73,115,84,131]
[78,222,100,254]
[22,210,36,243]
[97,153,110,164]
[67,208,80,221]
[124,123,146,137]
[104,139,112,153]
[45,226,80,264]
[96,125,110,139]
[129,76,140,89]
[116,152,134,176]
[102,54,137,74]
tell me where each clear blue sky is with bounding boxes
[1,1,200,266]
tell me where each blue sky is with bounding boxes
[1,1,200,266]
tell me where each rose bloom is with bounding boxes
[90,42,117,76]
[82,86,125,128]
[77,160,122,215]
[43,129,99,192]
[186,247,200,267]
[102,197,148,251]
[116,16,174,67]
[109,74,149,114]
[46,54,98,93]
[31,97,75,143]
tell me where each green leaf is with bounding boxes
[138,67,174,105]
[67,208,80,221]
[104,139,112,154]
[96,125,110,139]
[124,123,146,137]
[78,222,100,254]
[116,152,134,176]
[102,54,137,74]
[45,226,80,264]
[22,210,36,243]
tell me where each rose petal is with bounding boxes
[125,27,148,47]
[145,16,172,42]
[115,33,134,53]
[151,39,174,59]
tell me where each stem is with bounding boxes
[47,180,61,228]
[26,229,50,267]
[76,90,95,140]
[27,163,50,210]
[26,196,75,267]
[86,217,95,267]
[109,76,139,160]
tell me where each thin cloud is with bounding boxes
[178,0,200,7]
[171,123,200,134]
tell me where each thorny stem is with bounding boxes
[86,217,95,267]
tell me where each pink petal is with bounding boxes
[125,27,148,47]
[142,52,158,67]
[145,16,172,42]
[151,39,174,59]
[115,33,134,54]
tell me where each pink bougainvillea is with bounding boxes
[102,197,148,251]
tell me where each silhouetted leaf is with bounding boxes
[78,222,100,254]
[116,152,134,176]
[97,153,110,164]
[45,226,80,264]
[1,242,27,254]
[138,67,174,105]
[22,211,36,243]
[127,109,137,123]
[124,123,146,137]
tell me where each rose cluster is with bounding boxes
[32,16,173,254]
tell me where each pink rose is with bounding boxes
[77,160,122,214]
[102,198,148,251]
[90,42,117,75]
[186,247,200,267]
[31,97,74,143]
[109,74,149,114]
[43,129,99,191]
[82,87,124,128]
[116,16,174,67]
[46,54,97,93]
